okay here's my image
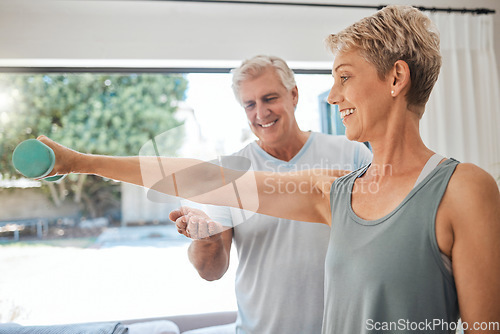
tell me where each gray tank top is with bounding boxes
[323,158,460,334]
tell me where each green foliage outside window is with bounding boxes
[0,73,188,218]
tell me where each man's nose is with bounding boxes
[256,103,271,120]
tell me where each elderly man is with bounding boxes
[170,55,372,334]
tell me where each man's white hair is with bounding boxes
[231,55,296,104]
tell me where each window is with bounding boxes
[0,70,333,325]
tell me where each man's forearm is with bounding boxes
[188,239,230,281]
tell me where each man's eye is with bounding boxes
[244,103,255,110]
[265,97,277,103]
[340,76,349,84]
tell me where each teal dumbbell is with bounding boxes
[12,139,65,182]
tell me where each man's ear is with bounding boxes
[390,60,411,97]
[291,85,299,108]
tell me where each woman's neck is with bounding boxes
[368,112,433,177]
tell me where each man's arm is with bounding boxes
[188,230,233,281]
[38,136,344,225]
[444,163,500,333]
[169,207,233,281]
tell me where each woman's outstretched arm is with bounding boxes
[38,136,346,225]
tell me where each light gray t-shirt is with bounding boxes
[209,132,372,334]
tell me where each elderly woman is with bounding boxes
[36,5,498,334]
[319,5,499,333]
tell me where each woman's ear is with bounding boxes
[390,60,411,97]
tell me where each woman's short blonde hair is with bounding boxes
[232,55,296,104]
[326,5,441,115]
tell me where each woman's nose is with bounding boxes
[327,83,342,105]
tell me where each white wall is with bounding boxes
[0,0,499,71]
[121,182,180,225]
[0,188,79,220]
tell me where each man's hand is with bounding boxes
[169,206,229,241]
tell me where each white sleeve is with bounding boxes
[206,205,257,228]
[205,205,234,227]
[356,143,373,169]
[178,200,233,227]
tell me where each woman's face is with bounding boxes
[327,49,393,143]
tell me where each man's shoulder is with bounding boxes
[311,132,371,156]
[230,133,365,154]
[312,132,363,148]
[307,132,371,170]
[231,141,257,158]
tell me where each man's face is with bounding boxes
[238,68,298,147]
